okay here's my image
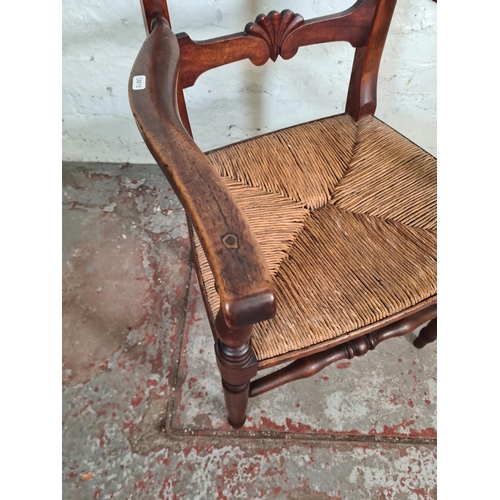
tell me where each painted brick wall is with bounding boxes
[62,0,436,161]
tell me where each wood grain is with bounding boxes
[346,0,398,119]
[129,18,275,328]
[176,0,380,90]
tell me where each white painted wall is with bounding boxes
[62,0,436,161]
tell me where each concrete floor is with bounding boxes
[62,162,437,499]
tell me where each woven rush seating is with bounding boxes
[194,113,437,361]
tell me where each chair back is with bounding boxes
[139,0,397,129]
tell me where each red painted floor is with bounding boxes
[62,162,436,499]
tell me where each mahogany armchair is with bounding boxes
[129,0,436,428]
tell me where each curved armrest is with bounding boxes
[128,19,275,329]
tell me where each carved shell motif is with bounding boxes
[245,10,305,62]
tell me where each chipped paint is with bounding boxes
[63,162,436,499]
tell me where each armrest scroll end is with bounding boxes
[222,286,276,329]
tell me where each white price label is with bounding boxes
[132,75,146,90]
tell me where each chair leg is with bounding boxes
[221,371,251,428]
[413,318,437,349]
[214,311,258,428]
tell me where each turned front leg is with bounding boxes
[214,310,257,428]
[414,318,437,349]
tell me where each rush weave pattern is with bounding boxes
[195,114,436,361]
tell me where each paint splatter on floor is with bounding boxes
[63,162,436,499]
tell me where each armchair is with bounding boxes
[129,0,436,428]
